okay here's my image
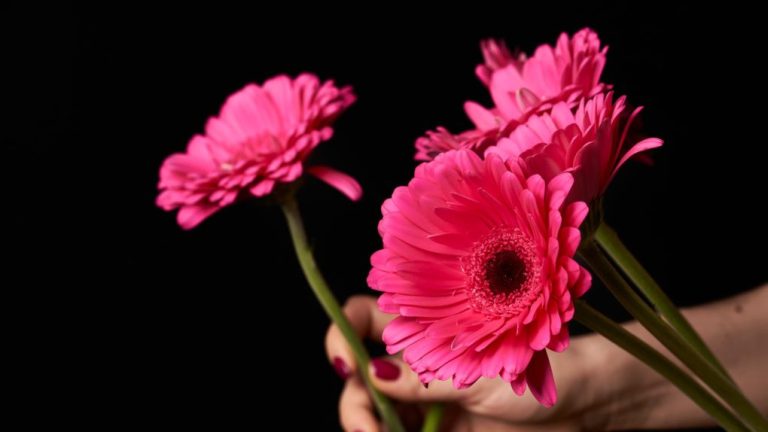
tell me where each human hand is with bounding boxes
[325,295,645,432]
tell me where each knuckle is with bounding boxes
[344,294,370,310]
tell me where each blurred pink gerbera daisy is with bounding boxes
[368,149,591,406]
[156,73,360,229]
[488,92,663,203]
[414,29,607,162]
[466,28,607,132]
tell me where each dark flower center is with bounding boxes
[484,250,527,294]
[462,227,541,318]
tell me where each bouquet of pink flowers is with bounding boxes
[157,29,766,432]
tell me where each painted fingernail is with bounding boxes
[333,356,351,380]
[371,358,400,381]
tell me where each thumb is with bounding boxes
[368,356,466,403]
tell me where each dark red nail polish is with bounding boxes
[423,382,429,389]
[333,356,351,380]
[371,358,400,381]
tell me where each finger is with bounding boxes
[339,375,379,432]
[325,295,395,375]
[368,356,467,403]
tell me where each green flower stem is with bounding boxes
[281,195,405,432]
[575,301,748,432]
[421,403,445,432]
[595,223,733,382]
[580,241,768,432]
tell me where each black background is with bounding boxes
[6,3,767,430]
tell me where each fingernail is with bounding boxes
[333,356,351,380]
[371,358,400,381]
[423,382,429,389]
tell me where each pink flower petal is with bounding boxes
[510,374,527,396]
[307,165,362,201]
[611,137,664,180]
[564,202,589,228]
[525,350,557,407]
[547,326,570,352]
[177,205,219,230]
[464,101,499,131]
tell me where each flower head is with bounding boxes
[415,29,608,162]
[466,28,608,132]
[488,92,663,203]
[157,73,361,229]
[369,149,591,406]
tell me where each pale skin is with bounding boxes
[325,284,768,431]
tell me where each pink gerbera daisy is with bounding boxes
[487,92,663,203]
[466,28,608,132]
[415,29,607,162]
[368,149,591,407]
[156,73,361,229]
